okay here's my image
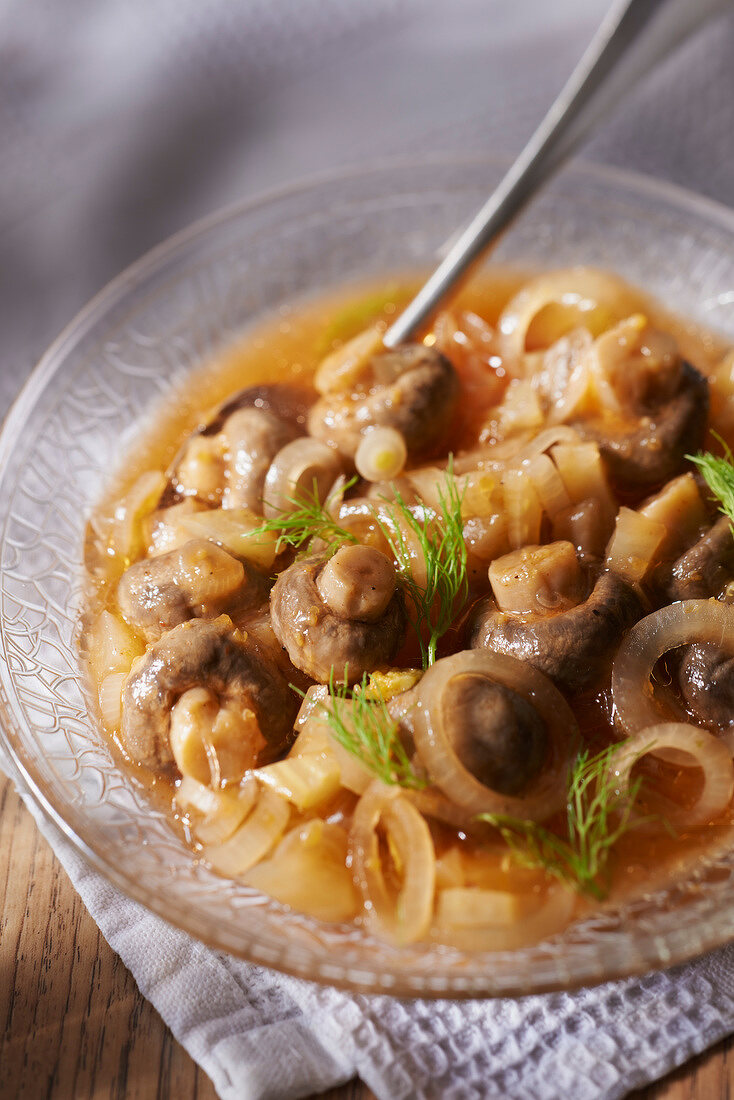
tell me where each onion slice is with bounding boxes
[612,600,734,734]
[411,650,578,821]
[430,883,575,951]
[204,787,290,876]
[350,781,436,944]
[607,722,734,830]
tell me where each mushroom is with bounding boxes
[269,545,406,683]
[220,407,297,510]
[660,520,734,729]
[403,650,578,820]
[117,539,267,642]
[667,517,734,602]
[678,642,734,730]
[169,386,303,510]
[671,550,734,728]
[433,672,546,796]
[121,615,296,771]
[470,543,642,690]
[307,344,459,460]
[262,437,342,518]
[570,320,708,487]
[199,383,311,436]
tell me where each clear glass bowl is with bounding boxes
[3,158,734,998]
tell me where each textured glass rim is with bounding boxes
[3,156,734,997]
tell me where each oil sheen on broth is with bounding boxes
[84,267,734,949]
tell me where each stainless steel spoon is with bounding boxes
[383,0,730,349]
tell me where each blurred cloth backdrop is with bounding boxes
[2,0,734,418]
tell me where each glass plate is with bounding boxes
[2,157,734,997]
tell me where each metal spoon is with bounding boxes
[383,0,730,349]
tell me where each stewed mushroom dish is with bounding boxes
[84,267,734,948]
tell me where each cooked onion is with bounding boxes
[350,781,435,944]
[551,441,614,510]
[522,453,571,520]
[612,600,734,734]
[430,883,575,951]
[176,775,258,845]
[513,425,582,464]
[608,722,734,830]
[355,426,407,482]
[88,609,144,685]
[604,506,666,584]
[502,466,543,549]
[638,474,706,563]
[244,820,359,923]
[411,650,578,821]
[314,325,383,395]
[179,505,278,569]
[113,469,167,562]
[404,786,488,831]
[99,671,126,731]
[499,267,639,362]
[204,787,290,876]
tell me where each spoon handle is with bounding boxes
[383,0,729,348]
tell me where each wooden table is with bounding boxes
[1,770,732,1100]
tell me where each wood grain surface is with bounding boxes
[1,769,732,1100]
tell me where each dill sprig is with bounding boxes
[303,669,428,790]
[687,433,734,529]
[478,744,647,900]
[253,476,358,556]
[375,463,468,668]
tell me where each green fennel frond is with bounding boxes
[297,669,428,790]
[252,476,358,556]
[687,434,734,529]
[478,745,648,900]
[375,462,468,668]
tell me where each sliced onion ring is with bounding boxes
[498,267,638,362]
[611,600,734,735]
[411,650,579,821]
[350,781,436,945]
[607,722,734,831]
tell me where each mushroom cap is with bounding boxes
[470,570,642,691]
[121,615,296,772]
[163,384,307,509]
[574,360,708,488]
[440,672,547,796]
[117,539,266,642]
[667,516,734,602]
[678,642,734,729]
[408,649,579,821]
[270,552,406,683]
[307,344,459,460]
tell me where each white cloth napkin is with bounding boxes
[4,1,734,1097]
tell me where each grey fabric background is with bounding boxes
[3,0,734,417]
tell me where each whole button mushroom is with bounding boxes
[308,343,459,460]
[270,545,406,683]
[121,615,297,772]
[470,542,642,691]
[406,650,578,821]
[167,384,306,511]
[117,539,267,642]
[570,320,709,488]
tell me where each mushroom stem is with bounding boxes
[316,545,397,622]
